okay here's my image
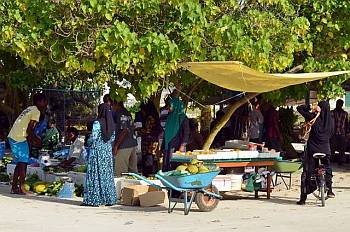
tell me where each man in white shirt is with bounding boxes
[58,127,85,168]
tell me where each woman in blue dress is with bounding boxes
[82,103,117,206]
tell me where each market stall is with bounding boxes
[171,140,280,199]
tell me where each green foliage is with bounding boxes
[0,0,350,103]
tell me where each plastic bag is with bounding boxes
[58,182,75,199]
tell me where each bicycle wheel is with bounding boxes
[312,174,328,206]
[320,184,326,207]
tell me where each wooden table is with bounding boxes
[171,157,278,199]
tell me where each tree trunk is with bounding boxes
[200,106,212,139]
[151,92,162,113]
[202,93,258,150]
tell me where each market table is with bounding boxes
[171,157,280,199]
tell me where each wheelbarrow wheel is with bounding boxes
[195,185,219,212]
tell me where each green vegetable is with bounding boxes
[74,184,84,197]
[73,165,87,173]
[0,173,10,182]
[45,181,64,196]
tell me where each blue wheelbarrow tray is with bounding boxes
[156,170,220,189]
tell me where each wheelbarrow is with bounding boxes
[125,171,222,215]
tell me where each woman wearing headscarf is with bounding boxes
[82,103,117,206]
[163,97,190,171]
[297,101,335,205]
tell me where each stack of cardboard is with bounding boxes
[121,185,166,207]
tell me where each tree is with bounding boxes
[1,0,350,148]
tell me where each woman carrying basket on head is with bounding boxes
[296,101,335,205]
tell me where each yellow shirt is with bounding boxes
[8,106,41,142]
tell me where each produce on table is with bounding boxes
[175,150,216,156]
[162,159,219,176]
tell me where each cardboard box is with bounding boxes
[139,191,166,207]
[115,178,142,200]
[121,185,156,206]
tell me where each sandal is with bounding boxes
[80,203,98,207]
[10,188,20,194]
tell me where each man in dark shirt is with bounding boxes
[112,101,138,177]
[331,99,349,165]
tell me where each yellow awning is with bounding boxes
[181,61,350,93]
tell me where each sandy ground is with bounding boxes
[1,164,350,232]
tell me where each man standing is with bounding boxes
[8,93,47,194]
[331,99,349,165]
[112,101,138,177]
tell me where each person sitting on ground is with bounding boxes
[57,127,86,169]
[8,93,48,194]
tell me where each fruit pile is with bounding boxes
[175,150,216,156]
[160,159,219,176]
[0,157,13,173]
[24,174,83,197]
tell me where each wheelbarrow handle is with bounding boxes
[122,172,163,190]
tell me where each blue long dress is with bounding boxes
[83,121,117,206]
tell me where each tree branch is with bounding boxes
[202,92,258,150]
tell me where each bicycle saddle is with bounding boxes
[313,153,326,159]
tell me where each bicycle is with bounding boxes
[311,153,328,207]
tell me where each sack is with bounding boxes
[300,112,320,140]
[242,173,261,192]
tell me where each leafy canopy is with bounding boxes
[0,0,349,102]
